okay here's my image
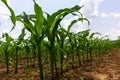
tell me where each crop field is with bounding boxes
[0,48,120,80]
[0,0,120,80]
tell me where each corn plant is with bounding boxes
[45,5,90,79]
[2,0,46,79]
[13,28,26,73]
[67,32,76,68]
[103,39,112,52]
[112,37,120,48]
[29,36,37,68]
[93,36,108,56]
[62,39,72,71]
[87,31,100,61]
[76,30,90,62]
[2,0,90,79]
[75,33,85,65]
[1,33,13,73]
[56,26,68,75]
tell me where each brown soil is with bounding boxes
[0,48,120,80]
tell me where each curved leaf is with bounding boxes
[1,0,16,31]
[68,18,90,32]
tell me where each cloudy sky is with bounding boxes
[0,0,120,40]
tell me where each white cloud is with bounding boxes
[103,22,120,40]
[111,13,120,19]
[62,0,120,40]
[100,12,120,19]
[101,12,109,18]
[117,22,120,27]
[79,0,104,18]
[62,0,103,33]
[99,12,120,40]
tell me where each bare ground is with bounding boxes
[0,48,120,80]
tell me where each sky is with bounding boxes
[0,0,120,40]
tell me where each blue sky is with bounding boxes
[0,0,120,40]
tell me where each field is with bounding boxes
[0,48,120,80]
[1,0,120,80]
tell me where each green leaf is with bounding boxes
[71,5,82,11]
[18,28,26,40]
[47,5,83,38]
[34,1,44,37]
[1,0,16,31]
[3,33,13,42]
[16,12,36,36]
[89,32,100,39]
[68,18,90,32]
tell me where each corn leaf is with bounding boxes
[68,18,90,32]
[47,5,83,39]
[16,12,36,36]
[1,0,16,31]
[34,1,44,37]
[18,28,26,40]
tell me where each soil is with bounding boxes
[0,48,120,80]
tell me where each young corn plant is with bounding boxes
[45,5,89,79]
[29,36,37,68]
[75,32,86,65]
[94,36,107,57]
[67,32,76,68]
[76,32,85,65]
[2,0,89,79]
[13,28,26,73]
[2,0,46,79]
[78,30,99,62]
[18,6,46,80]
[56,26,68,75]
[77,29,90,62]
[1,33,13,73]
[103,39,111,53]
[24,40,31,68]
[57,10,90,75]
[87,31,100,61]
[63,39,71,71]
